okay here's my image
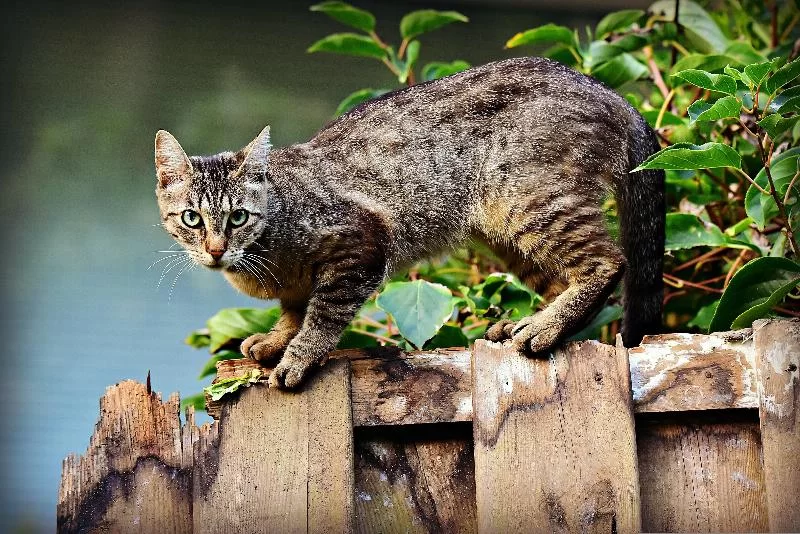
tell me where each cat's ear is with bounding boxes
[154,130,193,188]
[237,126,271,178]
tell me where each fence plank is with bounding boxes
[472,340,640,534]
[193,359,354,533]
[637,413,768,532]
[57,381,193,534]
[354,427,476,534]
[754,318,800,533]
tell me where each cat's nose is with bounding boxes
[207,249,225,261]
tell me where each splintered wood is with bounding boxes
[59,321,800,533]
[57,380,195,533]
[471,340,641,534]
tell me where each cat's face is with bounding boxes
[154,128,271,271]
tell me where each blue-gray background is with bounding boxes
[0,1,637,530]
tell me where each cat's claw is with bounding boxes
[268,354,315,390]
[241,333,287,364]
[485,316,560,355]
[485,319,516,342]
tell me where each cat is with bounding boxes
[154,56,665,389]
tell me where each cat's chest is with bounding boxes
[223,270,278,300]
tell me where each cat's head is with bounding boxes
[154,127,272,270]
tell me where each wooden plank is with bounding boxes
[194,359,354,533]
[210,331,758,427]
[354,425,476,534]
[637,412,768,532]
[754,318,800,533]
[57,381,193,534]
[472,339,640,534]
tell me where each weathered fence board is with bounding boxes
[57,381,194,533]
[754,318,800,533]
[637,413,768,532]
[471,340,641,534]
[354,426,476,534]
[59,321,799,533]
[193,358,352,533]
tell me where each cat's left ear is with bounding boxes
[154,130,193,188]
[237,126,271,178]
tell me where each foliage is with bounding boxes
[183,1,800,409]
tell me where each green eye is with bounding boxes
[181,209,202,228]
[229,209,249,228]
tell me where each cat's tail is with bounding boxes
[617,112,665,347]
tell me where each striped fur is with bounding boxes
[155,57,664,389]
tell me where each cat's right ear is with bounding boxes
[154,130,193,188]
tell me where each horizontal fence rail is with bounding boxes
[58,319,799,533]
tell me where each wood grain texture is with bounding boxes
[472,340,640,534]
[209,332,757,427]
[194,359,353,533]
[754,318,800,532]
[354,425,476,534]
[57,381,194,533]
[637,412,768,532]
[629,331,757,413]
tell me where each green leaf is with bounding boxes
[568,305,623,341]
[307,33,387,59]
[724,42,767,65]
[595,9,645,38]
[423,324,469,349]
[400,9,468,40]
[758,114,800,140]
[375,280,455,349]
[633,142,742,171]
[198,350,242,379]
[335,88,389,116]
[421,60,470,81]
[641,109,685,127]
[204,369,263,402]
[687,95,741,123]
[650,0,728,53]
[505,23,577,49]
[180,393,206,412]
[671,54,741,74]
[764,57,800,94]
[742,61,774,89]
[709,257,800,331]
[309,1,375,32]
[665,213,728,250]
[206,307,281,353]
[687,300,719,331]
[591,53,649,88]
[185,329,211,349]
[670,69,737,95]
[398,40,420,84]
[745,147,800,230]
[587,40,624,69]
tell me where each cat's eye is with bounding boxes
[181,209,203,228]
[229,209,249,228]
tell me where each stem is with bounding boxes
[780,13,800,43]
[672,247,726,271]
[369,31,389,49]
[381,57,401,77]
[397,38,409,59]
[407,69,416,86]
[567,47,584,69]
[348,328,401,346]
[732,167,771,196]
[784,171,800,205]
[724,249,748,288]
[655,89,676,129]
[668,40,691,57]
[775,306,800,318]
[770,0,778,49]
[663,273,724,293]
[643,46,670,99]
[670,0,681,67]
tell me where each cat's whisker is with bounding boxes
[147,253,187,271]
[238,257,270,293]
[243,253,281,286]
[168,258,194,302]
[157,256,191,290]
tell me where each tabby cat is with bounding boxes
[155,57,664,389]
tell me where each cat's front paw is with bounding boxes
[484,319,516,342]
[510,315,561,355]
[268,353,317,390]
[241,333,288,364]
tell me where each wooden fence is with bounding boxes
[58,318,799,533]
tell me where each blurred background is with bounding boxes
[0,0,646,530]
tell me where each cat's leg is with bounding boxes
[484,212,625,353]
[240,307,303,364]
[269,239,387,389]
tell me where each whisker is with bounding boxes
[147,253,186,270]
[157,256,190,290]
[168,259,194,302]
[238,257,270,293]
[243,253,281,287]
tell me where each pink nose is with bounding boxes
[208,249,225,261]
